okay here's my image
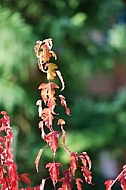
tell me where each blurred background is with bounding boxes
[0,0,126,189]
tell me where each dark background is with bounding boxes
[0,0,126,189]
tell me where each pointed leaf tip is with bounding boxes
[56,70,65,91]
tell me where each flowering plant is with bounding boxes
[34,38,93,189]
[0,38,125,190]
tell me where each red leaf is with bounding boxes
[0,111,10,124]
[44,131,60,156]
[34,38,57,72]
[79,152,93,184]
[38,83,59,102]
[81,166,93,184]
[69,152,78,176]
[34,148,43,173]
[49,83,59,98]
[118,167,126,190]
[41,40,52,63]
[120,176,126,190]
[42,108,54,129]
[75,178,83,190]
[104,180,114,190]
[47,97,57,114]
[38,83,48,102]
[59,95,70,115]
[34,40,42,57]
[46,162,62,186]
[20,173,30,185]
[79,152,92,170]
[60,170,72,190]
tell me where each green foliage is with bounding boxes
[0,6,36,114]
[0,0,126,189]
[69,87,126,149]
[109,23,126,55]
